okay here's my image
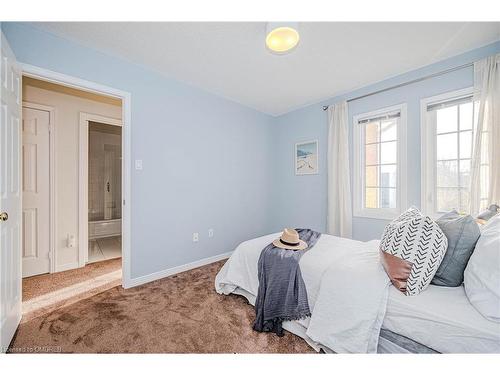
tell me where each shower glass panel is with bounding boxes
[88,122,122,222]
[103,144,121,220]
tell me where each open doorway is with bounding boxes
[87,121,123,264]
[20,75,125,321]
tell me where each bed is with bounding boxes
[215,232,500,353]
[383,284,500,353]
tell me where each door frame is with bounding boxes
[79,112,122,266]
[21,101,57,274]
[20,63,133,288]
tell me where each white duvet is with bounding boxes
[215,232,390,353]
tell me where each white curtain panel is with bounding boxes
[327,101,352,237]
[470,53,500,215]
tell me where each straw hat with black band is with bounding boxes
[272,228,308,250]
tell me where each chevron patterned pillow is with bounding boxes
[380,207,448,296]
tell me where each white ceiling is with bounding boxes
[30,22,500,116]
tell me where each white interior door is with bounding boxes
[0,32,22,352]
[22,106,50,277]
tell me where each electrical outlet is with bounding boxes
[67,234,76,248]
[208,229,214,238]
[192,232,199,242]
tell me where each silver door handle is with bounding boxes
[0,212,8,222]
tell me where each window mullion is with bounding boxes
[457,107,462,210]
[377,120,382,208]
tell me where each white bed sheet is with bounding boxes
[216,232,389,353]
[216,232,371,314]
[382,284,500,353]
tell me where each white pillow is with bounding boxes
[380,207,448,296]
[464,214,500,322]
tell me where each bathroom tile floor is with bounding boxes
[88,236,122,263]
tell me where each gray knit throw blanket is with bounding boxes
[253,228,321,336]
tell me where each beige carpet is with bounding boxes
[10,260,315,353]
[23,258,122,301]
[21,258,122,324]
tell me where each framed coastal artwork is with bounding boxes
[295,140,318,175]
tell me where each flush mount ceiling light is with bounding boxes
[265,22,300,54]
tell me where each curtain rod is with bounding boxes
[322,62,474,111]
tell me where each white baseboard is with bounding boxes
[55,261,80,273]
[123,251,232,289]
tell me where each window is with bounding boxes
[353,104,407,219]
[421,88,488,216]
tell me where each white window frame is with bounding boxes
[420,87,474,219]
[353,103,407,220]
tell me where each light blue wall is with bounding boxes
[2,23,274,278]
[270,41,500,241]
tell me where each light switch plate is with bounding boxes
[135,159,143,170]
[193,232,199,242]
[208,229,214,238]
